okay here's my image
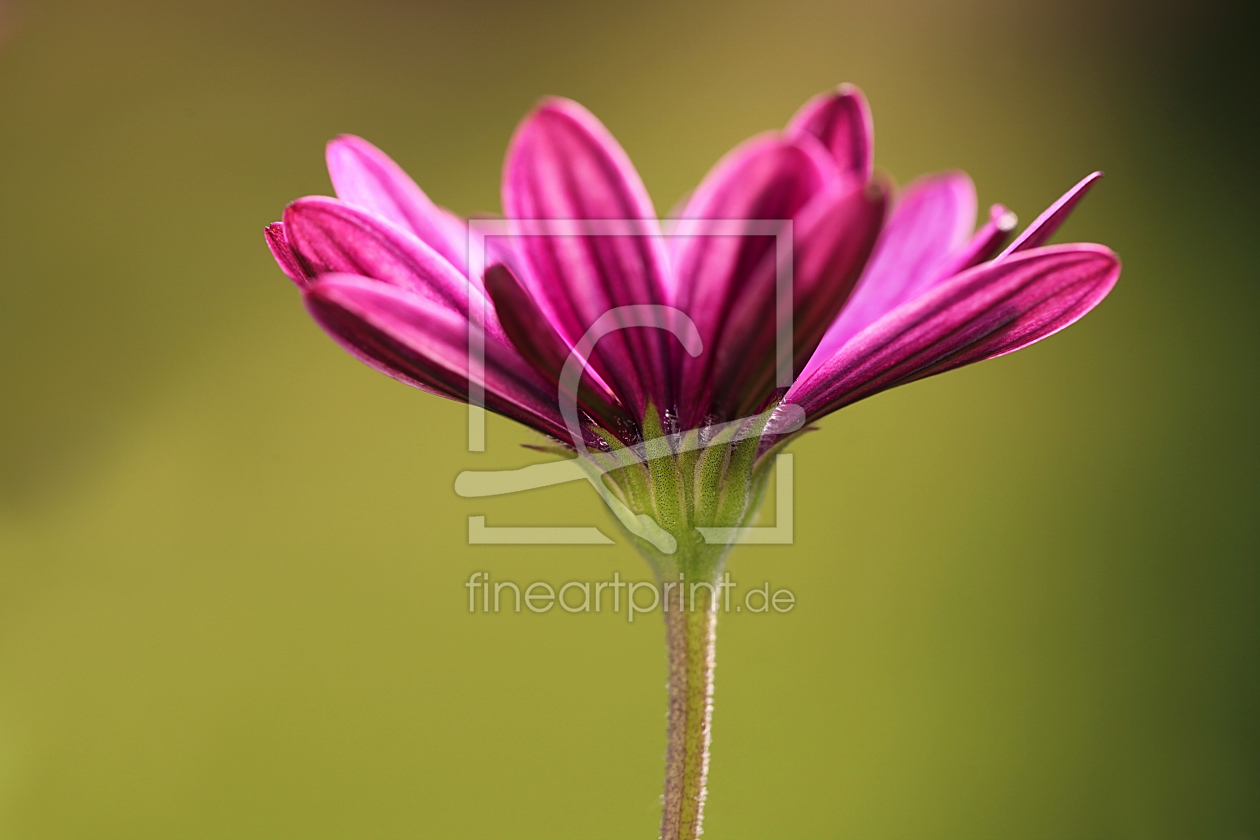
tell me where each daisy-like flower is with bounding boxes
[266,85,1119,840]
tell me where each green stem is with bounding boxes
[660,588,717,840]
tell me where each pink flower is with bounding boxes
[264,85,1120,840]
[266,86,1118,453]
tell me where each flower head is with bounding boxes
[265,85,1119,566]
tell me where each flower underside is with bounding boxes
[265,84,1122,840]
[266,84,1120,563]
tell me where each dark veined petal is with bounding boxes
[776,244,1121,427]
[304,273,577,444]
[997,172,1103,258]
[784,180,888,369]
[502,97,673,419]
[711,178,888,422]
[325,135,469,273]
[667,133,836,424]
[283,196,474,313]
[264,222,309,285]
[800,171,977,380]
[484,263,632,436]
[483,263,570,388]
[936,203,1018,277]
[786,83,874,182]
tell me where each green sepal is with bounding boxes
[588,404,792,583]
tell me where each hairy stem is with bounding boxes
[660,589,717,840]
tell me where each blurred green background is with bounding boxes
[1,0,1257,837]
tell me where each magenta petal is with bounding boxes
[669,134,835,424]
[785,181,888,367]
[283,196,474,313]
[325,135,469,273]
[502,97,673,417]
[304,273,574,443]
[264,222,309,285]
[997,171,1103,258]
[936,203,1018,277]
[484,263,630,434]
[801,171,977,380]
[483,264,570,387]
[779,244,1121,424]
[708,178,887,421]
[785,84,874,181]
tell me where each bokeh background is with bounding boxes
[1,0,1257,837]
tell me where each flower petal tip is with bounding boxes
[264,221,309,286]
[326,133,366,152]
[526,96,595,127]
[787,84,874,180]
[1000,171,1106,258]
